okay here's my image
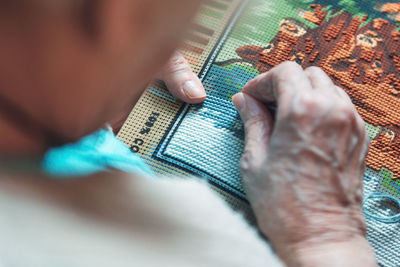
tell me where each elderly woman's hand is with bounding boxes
[233,62,377,266]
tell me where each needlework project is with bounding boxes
[117,1,400,265]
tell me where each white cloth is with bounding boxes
[0,175,283,267]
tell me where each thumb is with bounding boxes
[233,93,274,169]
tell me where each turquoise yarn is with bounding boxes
[42,129,154,178]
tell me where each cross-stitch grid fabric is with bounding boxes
[117,1,400,265]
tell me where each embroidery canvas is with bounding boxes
[118,1,400,265]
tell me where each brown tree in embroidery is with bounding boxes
[234,6,400,179]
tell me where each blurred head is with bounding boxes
[0,0,202,153]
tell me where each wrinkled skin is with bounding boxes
[233,62,377,266]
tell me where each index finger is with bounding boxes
[242,61,312,105]
[158,52,206,104]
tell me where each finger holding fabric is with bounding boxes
[110,52,206,132]
[156,52,206,104]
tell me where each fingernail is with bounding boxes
[233,93,246,112]
[183,81,206,99]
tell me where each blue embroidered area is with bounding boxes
[153,65,255,199]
